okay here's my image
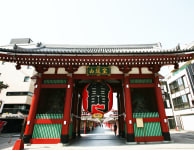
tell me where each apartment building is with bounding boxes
[165,61,194,131]
[0,39,35,132]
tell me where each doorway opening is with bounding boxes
[131,88,158,113]
[37,88,66,114]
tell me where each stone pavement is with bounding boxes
[1,127,194,150]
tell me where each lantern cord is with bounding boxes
[72,114,81,119]
[118,113,126,117]
[72,113,125,119]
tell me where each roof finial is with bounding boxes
[36,42,42,47]
[176,43,180,50]
[13,44,17,50]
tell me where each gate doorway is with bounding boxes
[74,79,123,139]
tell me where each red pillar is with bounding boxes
[72,88,79,139]
[61,76,73,144]
[117,92,122,137]
[23,76,42,143]
[155,76,171,141]
[77,90,82,137]
[120,88,125,138]
[123,75,135,142]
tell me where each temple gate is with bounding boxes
[0,42,193,144]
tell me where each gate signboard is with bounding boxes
[87,66,111,76]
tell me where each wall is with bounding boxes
[181,115,194,131]
[0,62,35,111]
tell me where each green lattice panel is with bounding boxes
[32,124,62,139]
[133,122,162,137]
[36,114,63,119]
[130,79,153,84]
[43,79,67,84]
[133,112,159,118]
[133,112,162,137]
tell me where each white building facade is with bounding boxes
[165,60,194,131]
[0,61,35,117]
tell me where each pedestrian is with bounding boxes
[114,123,117,136]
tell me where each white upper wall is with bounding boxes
[0,61,35,104]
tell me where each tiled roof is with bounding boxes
[0,43,193,55]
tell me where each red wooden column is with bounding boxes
[72,88,79,139]
[155,76,171,141]
[123,75,135,142]
[84,120,86,134]
[77,90,82,137]
[61,76,74,144]
[23,76,42,143]
[119,88,125,138]
[117,92,122,136]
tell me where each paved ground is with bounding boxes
[1,127,194,150]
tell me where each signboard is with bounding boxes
[92,113,104,118]
[136,118,144,128]
[83,82,113,114]
[87,66,111,76]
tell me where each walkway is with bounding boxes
[69,126,125,147]
[1,128,194,150]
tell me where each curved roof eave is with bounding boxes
[0,47,193,56]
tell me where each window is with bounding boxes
[169,76,186,94]
[177,78,184,90]
[166,100,171,108]
[183,76,188,88]
[6,91,33,96]
[2,104,30,114]
[24,76,30,82]
[172,94,190,110]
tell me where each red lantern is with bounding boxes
[83,82,113,114]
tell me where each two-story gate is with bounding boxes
[0,42,193,144]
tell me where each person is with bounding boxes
[114,123,117,136]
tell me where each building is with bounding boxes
[0,39,193,144]
[0,38,35,132]
[160,80,176,129]
[0,61,35,132]
[0,62,35,114]
[165,60,194,131]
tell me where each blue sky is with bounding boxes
[0,0,194,48]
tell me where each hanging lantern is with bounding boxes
[83,82,113,114]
